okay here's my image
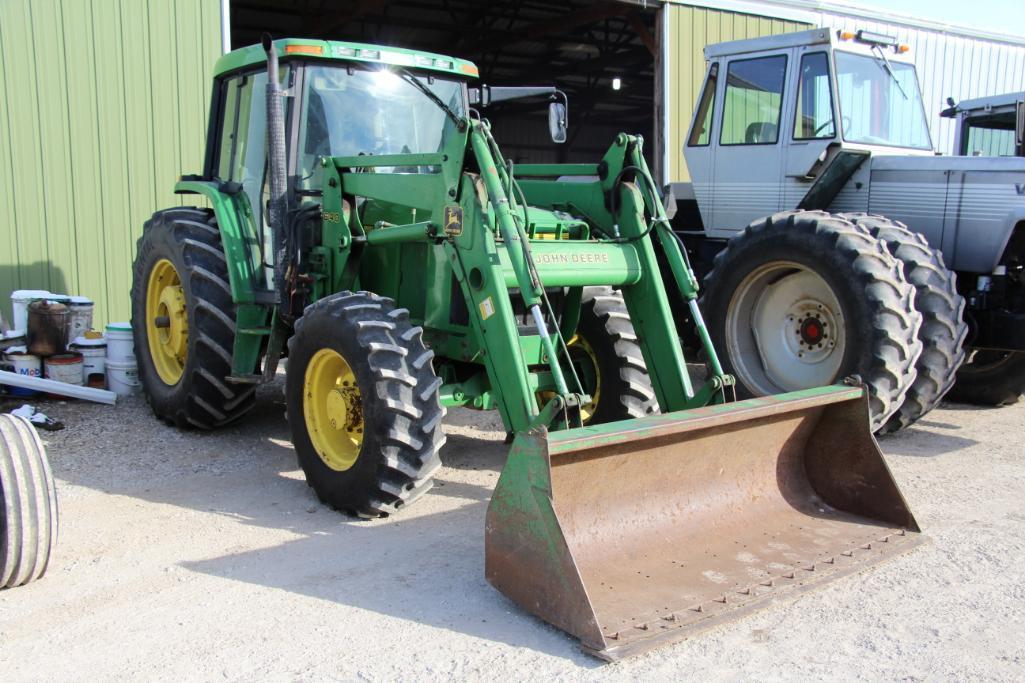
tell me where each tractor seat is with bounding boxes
[745,122,778,144]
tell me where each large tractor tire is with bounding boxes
[1,414,58,589]
[131,208,255,429]
[947,351,1025,406]
[560,287,656,424]
[700,210,923,432]
[840,213,968,432]
[285,291,446,518]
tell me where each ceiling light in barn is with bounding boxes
[612,77,622,91]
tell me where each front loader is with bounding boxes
[130,36,921,659]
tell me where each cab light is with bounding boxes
[459,63,479,77]
[334,46,357,57]
[434,59,453,70]
[285,44,323,55]
[381,50,415,66]
[359,49,381,59]
[839,31,856,40]
[897,44,910,53]
[415,55,434,67]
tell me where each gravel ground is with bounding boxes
[0,379,1023,681]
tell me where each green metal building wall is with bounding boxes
[0,0,222,327]
[663,2,811,182]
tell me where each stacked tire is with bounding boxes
[701,210,966,434]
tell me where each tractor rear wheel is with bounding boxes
[700,210,923,432]
[947,351,1025,406]
[562,287,656,423]
[131,208,255,428]
[285,291,446,518]
[840,213,968,432]
[1,414,58,589]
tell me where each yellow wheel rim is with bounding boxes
[567,334,601,423]
[303,348,365,471]
[145,259,189,385]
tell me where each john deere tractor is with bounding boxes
[131,36,921,659]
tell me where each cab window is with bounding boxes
[720,55,787,145]
[688,63,718,146]
[793,52,835,139]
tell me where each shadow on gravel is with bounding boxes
[30,384,596,664]
[878,426,978,457]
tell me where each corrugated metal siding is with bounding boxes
[0,0,221,326]
[664,4,811,182]
[813,12,1025,155]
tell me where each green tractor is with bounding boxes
[131,36,921,659]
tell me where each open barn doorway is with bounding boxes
[229,1,658,167]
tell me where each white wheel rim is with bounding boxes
[726,261,846,394]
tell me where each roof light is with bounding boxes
[459,63,479,77]
[415,55,434,67]
[334,46,357,57]
[359,49,380,59]
[855,30,898,46]
[839,31,856,40]
[284,44,323,55]
[434,59,453,70]
[897,44,910,53]
[380,50,415,66]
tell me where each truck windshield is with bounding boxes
[834,51,932,149]
[298,64,465,187]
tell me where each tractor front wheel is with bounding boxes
[562,287,656,423]
[285,292,446,518]
[131,208,255,428]
[700,210,923,432]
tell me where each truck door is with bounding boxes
[784,50,837,207]
[706,52,789,236]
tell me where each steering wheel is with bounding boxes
[814,117,851,136]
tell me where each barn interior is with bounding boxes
[229,0,659,166]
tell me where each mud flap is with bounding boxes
[484,385,922,660]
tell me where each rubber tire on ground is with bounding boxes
[840,213,968,433]
[947,351,1025,406]
[572,287,657,422]
[700,210,922,432]
[285,291,446,518]
[1,414,58,589]
[131,207,256,429]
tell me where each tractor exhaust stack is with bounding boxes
[485,385,921,660]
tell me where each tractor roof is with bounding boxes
[214,38,479,79]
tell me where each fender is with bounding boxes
[174,179,267,377]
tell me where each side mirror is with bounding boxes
[549,100,568,144]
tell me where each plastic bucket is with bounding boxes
[67,296,94,342]
[105,322,135,362]
[2,350,42,397]
[70,336,107,388]
[44,352,85,400]
[106,358,140,396]
[10,290,52,332]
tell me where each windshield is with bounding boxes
[834,51,932,149]
[298,64,465,187]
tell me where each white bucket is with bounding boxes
[106,358,140,396]
[71,336,107,388]
[45,353,85,391]
[3,350,42,397]
[106,322,135,362]
[67,296,94,342]
[10,290,53,332]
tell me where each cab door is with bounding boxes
[706,51,790,237]
[784,50,838,208]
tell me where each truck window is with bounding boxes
[963,116,1016,156]
[793,52,835,139]
[720,55,787,145]
[688,63,718,146]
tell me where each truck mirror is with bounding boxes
[549,101,568,144]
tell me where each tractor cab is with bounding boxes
[681,27,934,237]
[942,91,1025,157]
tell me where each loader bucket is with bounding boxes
[485,385,921,660]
